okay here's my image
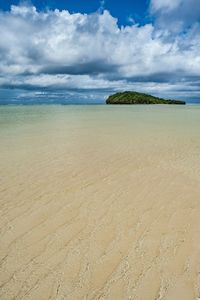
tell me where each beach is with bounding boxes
[0,104,200,300]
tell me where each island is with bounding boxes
[106,91,186,105]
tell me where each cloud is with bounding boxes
[0,3,199,103]
[150,0,200,31]
[99,0,106,13]
[150,0,182,13]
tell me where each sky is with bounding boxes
[0,0,199,104]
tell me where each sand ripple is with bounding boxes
[0,105,200,299]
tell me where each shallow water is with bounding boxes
[0,105,200,300]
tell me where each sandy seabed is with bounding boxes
[0,105,200,300]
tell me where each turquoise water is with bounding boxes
[1,104,200,134]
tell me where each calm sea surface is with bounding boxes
[1,104,200,128]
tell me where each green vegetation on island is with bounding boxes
[106,91,186,105]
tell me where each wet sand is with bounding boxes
[0,105,200,300]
